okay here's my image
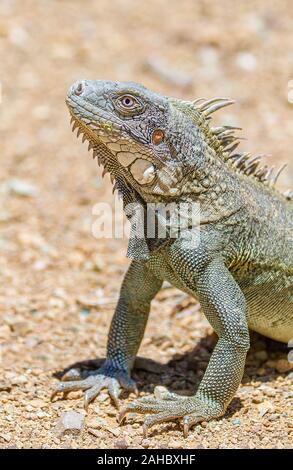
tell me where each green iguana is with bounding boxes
[52,80,293,437]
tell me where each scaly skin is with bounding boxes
[51,80,293,436]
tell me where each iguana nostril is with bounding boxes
[74,82,84,96]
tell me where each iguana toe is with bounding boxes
[118,391,221,437]
[51,364,137,409]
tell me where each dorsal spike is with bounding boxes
[211,125,242,135]
[223,140,241,152]
[264,166,275,182]
[247,155,272,180]
[244,154,265,168]
[197,97,231,111]
[229,152,242,161]
[192,97,206,106]
[251,153,271,162]
[255,165,269,181]
[218,129,238,137]
[224,141,241,154]
[221,135,243,145]
[203,100,235,116]
[175,96,288,192]
[223,125,242,131]
[273,163,287,185]
[210,126,223,134]
[234,152,251,168]
[245,162,260,175]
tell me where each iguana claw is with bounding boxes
[117,389,218,437]
[51,363,137,409]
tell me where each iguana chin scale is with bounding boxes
[52,80,293,437]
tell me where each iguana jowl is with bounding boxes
[52,80,293,436]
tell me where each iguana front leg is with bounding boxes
[119,258,250,436]
[51,261,163,408]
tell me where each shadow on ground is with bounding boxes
[53,331,288,419]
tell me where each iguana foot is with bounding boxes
[51,362,137,409]
[118,387,223,437]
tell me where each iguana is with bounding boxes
[52,80,293,437]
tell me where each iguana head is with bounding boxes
[67,80,289,207]
[66,79,207,203]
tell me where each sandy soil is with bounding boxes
[0,0,292,449]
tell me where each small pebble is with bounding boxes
[6,179,39,197]
[141,438,151,448]
[55,411,85,436]
[258,401,275,417]
[254,351,268,362]
[232,419,241,426]
[0,382,12,392]
[275,359,292,373]
[235,52,258,72]
[115,438,129,449]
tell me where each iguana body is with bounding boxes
[52,80,293,436]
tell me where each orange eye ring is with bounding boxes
[152,129,165,145]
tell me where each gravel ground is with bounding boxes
[0,0,292,449]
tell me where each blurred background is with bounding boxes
[0,0,292,449]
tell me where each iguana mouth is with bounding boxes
[68,110,185,200]
[69,111,118,185]
[68,110,158,200]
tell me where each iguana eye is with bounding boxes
[119,95,139,109]
[114,94,144,115]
